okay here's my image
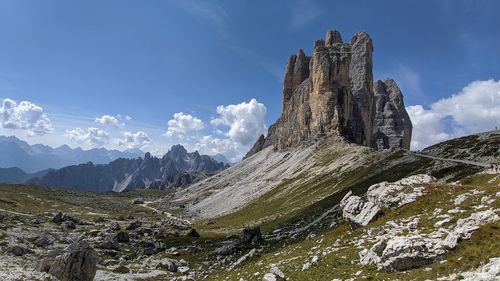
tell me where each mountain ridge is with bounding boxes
[30,144,228,192]
[0,135,143,173]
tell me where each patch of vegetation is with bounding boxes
[194,149,434,235]
[206,182,500,280]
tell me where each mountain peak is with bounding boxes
[245,29,412,159]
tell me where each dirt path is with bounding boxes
[0,208,34,217]
[140,200,191,224]
[413,153,491,168]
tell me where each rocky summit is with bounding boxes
[245,29,412,158]
[30,144,228,192]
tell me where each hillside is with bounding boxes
[422,131,500,164]
[0,132,498,281]
[0,167,50,184]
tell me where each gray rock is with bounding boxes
[340,191,382,226]
[245,29,413,159]
[341,175,433,226]
[34,233,55,247]
[115,231,129,243]
[47,241,98,281]
[263,273,277,281]
[372,79,412,149]
[132,197,144,204]
[63,221,76,230]
[126,221,142,230]
[154,258,180,272]
[240,226,263,244]
[7,245,33,256]
[215,243,239,256]
[186,228,200,237]
[98,237,120,250]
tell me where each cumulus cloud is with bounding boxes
[117,131,152,150]
[407,79,500,149]
[166,112,204,138]
[95,115,120,127]
[193,135,240,161]
[65,127,110,147]
[95,114,131,127]
[211,99,267,146]
[0,98,53,136]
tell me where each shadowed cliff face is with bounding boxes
[245,29,412,159]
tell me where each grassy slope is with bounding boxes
[207,173,500,281]
[193,145,480,236]
[0,184,173,220]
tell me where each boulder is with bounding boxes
[186,228,200,237]
[140,240,166,255]
[340,191,382,226]
[7,245,33,256]
[115,231,129,243]
[366,174,434,209]
[47,241,98,281]
[240,226,263,244]
[215,243,239,256]
[340,175,434,226]
[98,237,120,251]
[154,258,180,272]
[360,235,446,272]
[34,233,55,247]
[126,221,142,230]
[133,197,144,204]
[444,209,499,248]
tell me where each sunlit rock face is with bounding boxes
[245,29,412,159]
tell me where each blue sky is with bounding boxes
[1,0,499,160]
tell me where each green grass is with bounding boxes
[205,182,500,281]
[194,149,436,235]
[0,184,173,220]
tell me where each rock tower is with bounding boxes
[245,29,412,158]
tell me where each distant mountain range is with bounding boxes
[30,144,228,192]
[0,136,143,173]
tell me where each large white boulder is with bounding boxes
[341,174,434,226]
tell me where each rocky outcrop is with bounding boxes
[245,29,412,158]
[31,144,228,192]
[341,174,434,226]
[42,241,98,281]
[372,79,412,149]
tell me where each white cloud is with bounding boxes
[211,98,267,146]
[65,127,110,147]
[166,112,204,138]
[95,114,132,128]
[407,79,500,149]
[117,131,152,150]
[0,98,53,136]
[95,115,121,127]
[288,0,322,30]
[193,135,240,161]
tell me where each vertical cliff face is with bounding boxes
[350,32,375,147]
[244,29,413,159]
[372,79,412,150]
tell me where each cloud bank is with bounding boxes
[65,127,110,147]
[117,131,152,150]
[407,79,500,149]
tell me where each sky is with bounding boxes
[0,0,499,161]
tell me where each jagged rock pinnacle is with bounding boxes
[244,29,413,159]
